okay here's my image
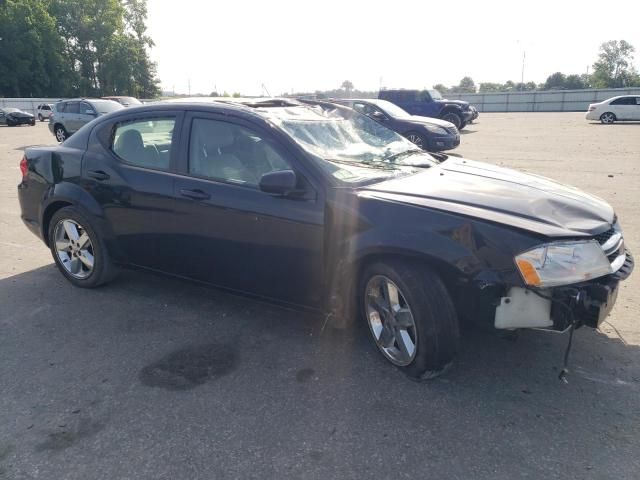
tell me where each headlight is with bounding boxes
[515,240,612,288]
[423,124,448,135]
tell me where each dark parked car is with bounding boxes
[18,98,633,379]
[49,98,123,142]
[0,107,36,127]
[330,99,459,152]
[379,89,476,129]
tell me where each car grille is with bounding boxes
[593,226,629,275]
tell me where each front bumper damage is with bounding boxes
[494,249,634,331]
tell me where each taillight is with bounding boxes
[20,156,28,178]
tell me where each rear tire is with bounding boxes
[54,124,68,142]
[48,206,117,288]
[360,260,460,380]
[600,112,616,124]
[441,112,462,129]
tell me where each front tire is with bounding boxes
[600,112,616,124]
[360,260,459,379]
[48,206,117,288]
[404,131,428,150]
[441,112,462,129]
[38,114,44,122]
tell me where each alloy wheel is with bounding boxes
[53,219,95,279]
[364,275,418,366]
[55,127,66,142]
[601,113,615,124]
[406,134,424,149]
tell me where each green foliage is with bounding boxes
[432,83,449,94]
[591,40,639,88]
[0,0,160,97]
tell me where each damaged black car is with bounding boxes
[17,98,634,379]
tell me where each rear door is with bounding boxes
[83,111,184,268]
[609,96,635,120]
[170,112,325,307]
[633,97,640,120]
[63,101,82,132]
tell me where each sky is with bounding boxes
[146,0,640,96]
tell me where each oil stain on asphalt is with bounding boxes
[139,344,237,390]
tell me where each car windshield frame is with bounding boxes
[263,104,437,185]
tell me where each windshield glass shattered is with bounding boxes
[264,104,437,184]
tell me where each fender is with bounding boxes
[39,182,120,259]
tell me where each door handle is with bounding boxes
[87,170,110,181]
[179,188,211,200]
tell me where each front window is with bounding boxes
[265,105,436,184]
[428,89,443,100]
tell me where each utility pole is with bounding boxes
[188,78,191,96]
[521,51,526,90]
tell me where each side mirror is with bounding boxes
[259,169,297,196]
[371,111,387,121]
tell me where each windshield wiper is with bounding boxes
[384,149,425,163]
[326,158,398,170]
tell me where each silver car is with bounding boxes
[49,99,124,142]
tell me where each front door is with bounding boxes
[170,114,325,307]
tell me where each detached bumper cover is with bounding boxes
[494,249,633,331]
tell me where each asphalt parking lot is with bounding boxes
[1,114,639,480]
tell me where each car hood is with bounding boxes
[359,158,614,237]
[406,115,456,129]
[441,99,469,107]
[8,111,33,118]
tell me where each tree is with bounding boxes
[457,76,476,93]
[564,74,586,90]
[478,82,504,92]
[0,0,160,98]
[432,84,449,94]
[591,40,638,88]
[0,0,68,97]
[341,80,354,96]
[543,72,566,90]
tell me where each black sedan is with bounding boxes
[0,107,36,126]
[17,98,633,379]
[330,98,459,152]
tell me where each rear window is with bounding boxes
[112,117,175,171]
[610,97,636,105]
[90,100,125,114]
[65,102,80,114]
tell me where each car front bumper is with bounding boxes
[428,134,460,152]
[8,116,35,125]
[494,249,634,331]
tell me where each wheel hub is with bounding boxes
[53,219,94,279]
[365,275,418,366]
